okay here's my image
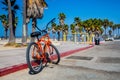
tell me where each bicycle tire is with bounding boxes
[44,44,60,64]
[26,42,43,73]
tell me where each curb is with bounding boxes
[0,45,94,77]
[0,64,28,77]
[60,45,94,57]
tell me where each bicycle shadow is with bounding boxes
[28,64,58,75]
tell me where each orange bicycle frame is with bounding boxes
[32,33,52,61]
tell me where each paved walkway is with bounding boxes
[0,39,120,78]
[1,41,120,80]
[0,40,93,76]
[61,41,120,72]
[0,41,90,69]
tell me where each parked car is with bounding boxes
[105,36,114,41]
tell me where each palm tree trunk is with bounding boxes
[12,12,16,37]
[5,28,8,39]
[105,28,106,35]
[57,30,60,41]
[113,29,115,36]
[118,28,119,35]
[22,0,27,44]
[31,18,36,42]
[8,0,15,43]
[60,19,64,41]
[118,27,120,36]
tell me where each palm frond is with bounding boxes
[5,0,8,3]
[2,7,8,10]
[12,10,16,14]
[14,5,19,10]
[42,0,48,7]
[11,0,16,6]
[1,1,8,6]
[0,14,8,28]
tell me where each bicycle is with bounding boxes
[26,18,60,74]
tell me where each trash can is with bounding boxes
[95,38,100,45]
[94,31,100,45]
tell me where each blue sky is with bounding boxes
[0,0,120,37]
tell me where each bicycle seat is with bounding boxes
[30,31,41,37]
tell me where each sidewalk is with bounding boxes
[0,40,92,76]
[61,41,120,73]
[1,41,120,80]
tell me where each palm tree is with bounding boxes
[26,0,47,42]
[82,18,103,43]
[74,17,81,24]
[63,24,69,33]
[58,13,66,26]
[70,24,75,41]
[58,12,66,40]
[99,27,104,35]
[70,24,75,34]
[26,0,47,23]
[93,18,103,34]
[51,22,57,40]
[51,22,57,29]
[0,15,9,39]
[1,0,19,43]
[77,21,83,33]
[85,19,93,43]
[22,0,27,44]
[117,24,120,36]
[112,24,117,36]
[109,21,113,29]
[83,19,93,33]
[0,14,18,39]
[56,25,61,41]
[102,19,109,36]
[74,17,83,33]
[7,0,14,43]
[26,0,47,22]
[92,19,99,31]
[87,19,92,32]
[63,24,69,40]
[2,0,19,35]
[109,21,113,36]
[108,30,112,36]
[82,20,88,33]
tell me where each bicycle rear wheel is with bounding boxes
[44,44,60,64]
[26,42,43,74]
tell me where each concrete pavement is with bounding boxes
[1,41,120,80]
[0,40,92,76]
[61,41,120,73]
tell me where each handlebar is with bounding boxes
[45,18,55,30]
[35,18,56,33]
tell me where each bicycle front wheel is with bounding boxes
[45,44,60,64]
[26,42,43,74]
